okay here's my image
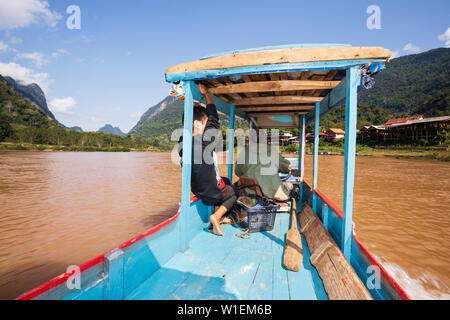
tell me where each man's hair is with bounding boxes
[181,106,208,126]
[193,106,208,123]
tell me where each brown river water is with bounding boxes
[0,151,449,299]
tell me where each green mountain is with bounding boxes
[131,96,177,131]
[0,76,157,151]
[3,76,57,121]
[69,126,83,132]
[0,75,59,130]
[97,124,125,136]
[129,96,247,143]
[321,47,450,129]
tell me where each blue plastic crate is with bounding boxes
[233,194,280,232]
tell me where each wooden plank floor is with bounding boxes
[126,213,328,300]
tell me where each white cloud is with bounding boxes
[80,35,95,43]
[438,27,450,48]
[9,35,22,44]
[51,48,69,58]
[129,111,143,118]
[90,116,105,122]
[48,97,76,115]
[0,41,10,52]
[0,0,62,30]
[391,42,425,59]
[0,61,52,92]
[403,43,421,54]
[17,51,48,68]
[3,31,22,45]
[391,50,400,59]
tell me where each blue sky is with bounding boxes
[0,0,449,132]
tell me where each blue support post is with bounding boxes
[179,81,194,252]
[104,248,124,300]
[299,115,306,180]
[298,115,306,209]
[341,67,360,260]
[312,103,320,212]
[228,105,235,181]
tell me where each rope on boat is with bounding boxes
[230,212,251,239]
[235,229,250,239]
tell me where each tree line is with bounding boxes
[0,113,169,151]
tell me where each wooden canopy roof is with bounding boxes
[165,44,391,128]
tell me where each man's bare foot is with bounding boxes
[221,217,232,225]
[210,215,224,236]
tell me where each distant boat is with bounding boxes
[17,44,409,300]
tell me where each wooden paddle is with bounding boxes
[283,198,303,271]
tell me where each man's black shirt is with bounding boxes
[178,104,224,204]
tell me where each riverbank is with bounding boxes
[2,142,450,161]
[282,144,450,162]
[0,142,164,152]
[356,146,450,161]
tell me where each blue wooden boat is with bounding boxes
[17,44,410,300]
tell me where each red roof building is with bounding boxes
[306,132,327,140]
[385,115,424,126]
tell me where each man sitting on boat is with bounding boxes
[235,132,293,201]
[178,84,236,236]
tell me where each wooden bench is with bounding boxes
[299,203,373,300]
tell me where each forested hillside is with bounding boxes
[0,76,158,151]
[130,96,248,144]
[3,76,57,121]
[321,48,449,129]
[0,75,58,138]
